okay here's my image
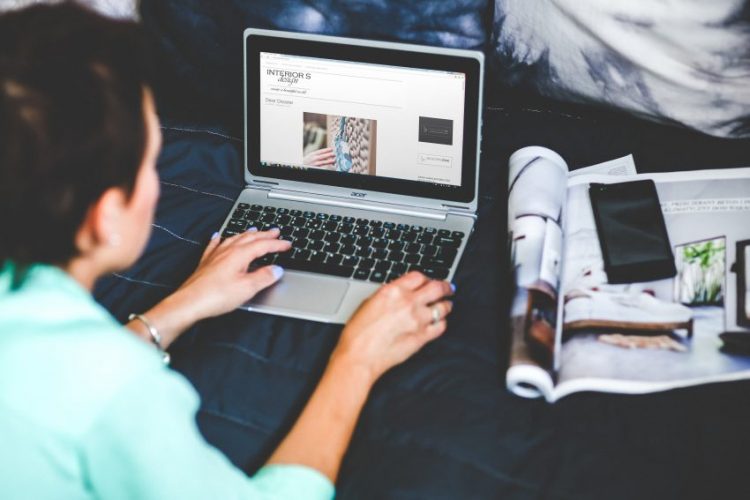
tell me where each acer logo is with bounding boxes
[350,191,367,198]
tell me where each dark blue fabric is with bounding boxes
[138,0,491,134]
[94,103,750,498]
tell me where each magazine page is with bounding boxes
[505,149,636,399]
[506,147,568,399]
[553,167,750,401]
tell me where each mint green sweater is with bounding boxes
[0,264,334,499]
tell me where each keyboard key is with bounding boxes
[221,229,237,238]
[291,217,306,227]
[404,254,420,264]
[405,243,421,254]
[232,208,246,219]
[422,245,438,257]
[372,238,388,249]
[340,234,356,245]
[323,221,338,231]
[308,240,324,251]
[340,245,356,256]
[326,253,343,265]
[303,211,316,219]
[309,251,326,263]
[391,262,408,274]
[370,227,385,238]
[388,240,404,251]
[323,242,340,254]
[306,219,322,229]
[354,225,369,236]
[452,231,465,239]
[251,204,263,211]
[260,213,276,223]
[290,209,302,216]
[309,229,325,240]
[386,229,401,240]
[359,258,375,270]
[387,251,405,263]
[293,227,309,239]
[324,232,340,243]
[356,236,373,247]
[238,203,251,209]
[276,258,355,278]
[369,270,387,283]
[293,238,309,249]
[434,236,461,248]
[316,213,329,220]
[356,218,369,225]
[263,206,276,213]
[369,220,382,227]
[422,267,450,279]
[329,215,342,222]
[418,234,433,245]
[343,216,356,223]
[374,260,391,272]
[438,229,451,237]
[276,214,291,225]
[339,223,354,234]
[383,221,395,229]
[277,208,289,215]
[355,246,371,258]
[354,268,371,280]
[372,248,388,260]
[397,223,410,231]
[421,256,451,268]
[342,255,360,267]
[424,227,437,234]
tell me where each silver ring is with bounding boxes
[431,305,441,325]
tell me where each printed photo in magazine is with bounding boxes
[505,146,750,402]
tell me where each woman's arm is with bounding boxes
[267,272,452,481]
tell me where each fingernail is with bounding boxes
[211,231,220,240]
[271,265,284,280]
[450,283,456,293]
[247,227,258,232]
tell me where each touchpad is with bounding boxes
[249,272,349,315]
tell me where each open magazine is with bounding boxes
[506,146,750,402]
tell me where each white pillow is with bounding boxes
[494,0,750,138]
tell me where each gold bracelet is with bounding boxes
[128,313,170,365]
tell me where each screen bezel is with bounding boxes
[245,33,480,204]
[589,180,677,284]
[737,240,750,327]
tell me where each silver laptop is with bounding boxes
[218,28,484,323]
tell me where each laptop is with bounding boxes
[218,28,484,323]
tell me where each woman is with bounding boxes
[0,4,453,499]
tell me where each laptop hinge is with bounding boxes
[266,190,448,221]
[443,204,477,220]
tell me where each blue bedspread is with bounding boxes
[94,103,750,498]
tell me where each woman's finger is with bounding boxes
[200,231,222,264]
[414,299,453,328]
[413,279,453,305]
[236,238,292,264]
[243,264,285,297]
[225,227,277,247]
[391,271,429,291]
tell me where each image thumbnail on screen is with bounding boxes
[302,112,377,175]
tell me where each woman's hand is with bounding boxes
[302,147,336,169]
[127,228,290,348]
[176,228,291,320]
[331,271,454,383]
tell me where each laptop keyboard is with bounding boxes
[222,203,465,283]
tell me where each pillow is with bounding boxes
[139,0,490,133]
[493,0,750,138]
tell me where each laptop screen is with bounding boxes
[245,33,481,204]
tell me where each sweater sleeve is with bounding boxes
[79,365,334,500]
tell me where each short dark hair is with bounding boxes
[0,1,154,285]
